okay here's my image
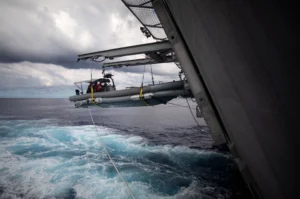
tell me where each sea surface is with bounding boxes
[0,98,249,199]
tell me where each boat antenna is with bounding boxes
[90,62,92,81]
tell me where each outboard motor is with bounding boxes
[75,89,80,96]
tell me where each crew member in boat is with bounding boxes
[103,82,108,91]
[96,81,102,92]
[86,83,92,93]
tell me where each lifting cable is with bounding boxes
[152,96,201,127]
[139,65,150,106]
[150,64,155,85]
[140,65,145,88]
[185,98,202,128]
[166,101,196,109]
[151,96,195,110]
[87,107,136,199]
[139,64,199,126]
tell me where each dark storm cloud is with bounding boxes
[0,0,149,69]
[0,0,180,88]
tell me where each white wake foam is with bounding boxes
[0,120,232,199]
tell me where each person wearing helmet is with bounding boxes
[96,81,102,92]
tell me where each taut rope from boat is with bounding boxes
[87,107,137,199]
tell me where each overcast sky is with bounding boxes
[0,0,179,89]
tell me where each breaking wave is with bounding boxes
[0,120,235,199]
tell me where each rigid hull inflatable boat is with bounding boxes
[69,74,191,108]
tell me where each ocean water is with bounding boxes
[0,86,74,98]
[0,98,249,199]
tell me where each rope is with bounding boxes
[91,100,102,108]
[167,101,196,109]
[151,96,195,109]
[87,107,136,199]
[150,64,155,85]
[139,65,150,106]
[186,98,202,128]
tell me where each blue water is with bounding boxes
[0,99,247,199]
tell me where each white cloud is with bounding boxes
[109,12,156,47]
[0,62,180,89]
[53,11,78,39]
[52,10,95,50]
[0,0,150,64]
